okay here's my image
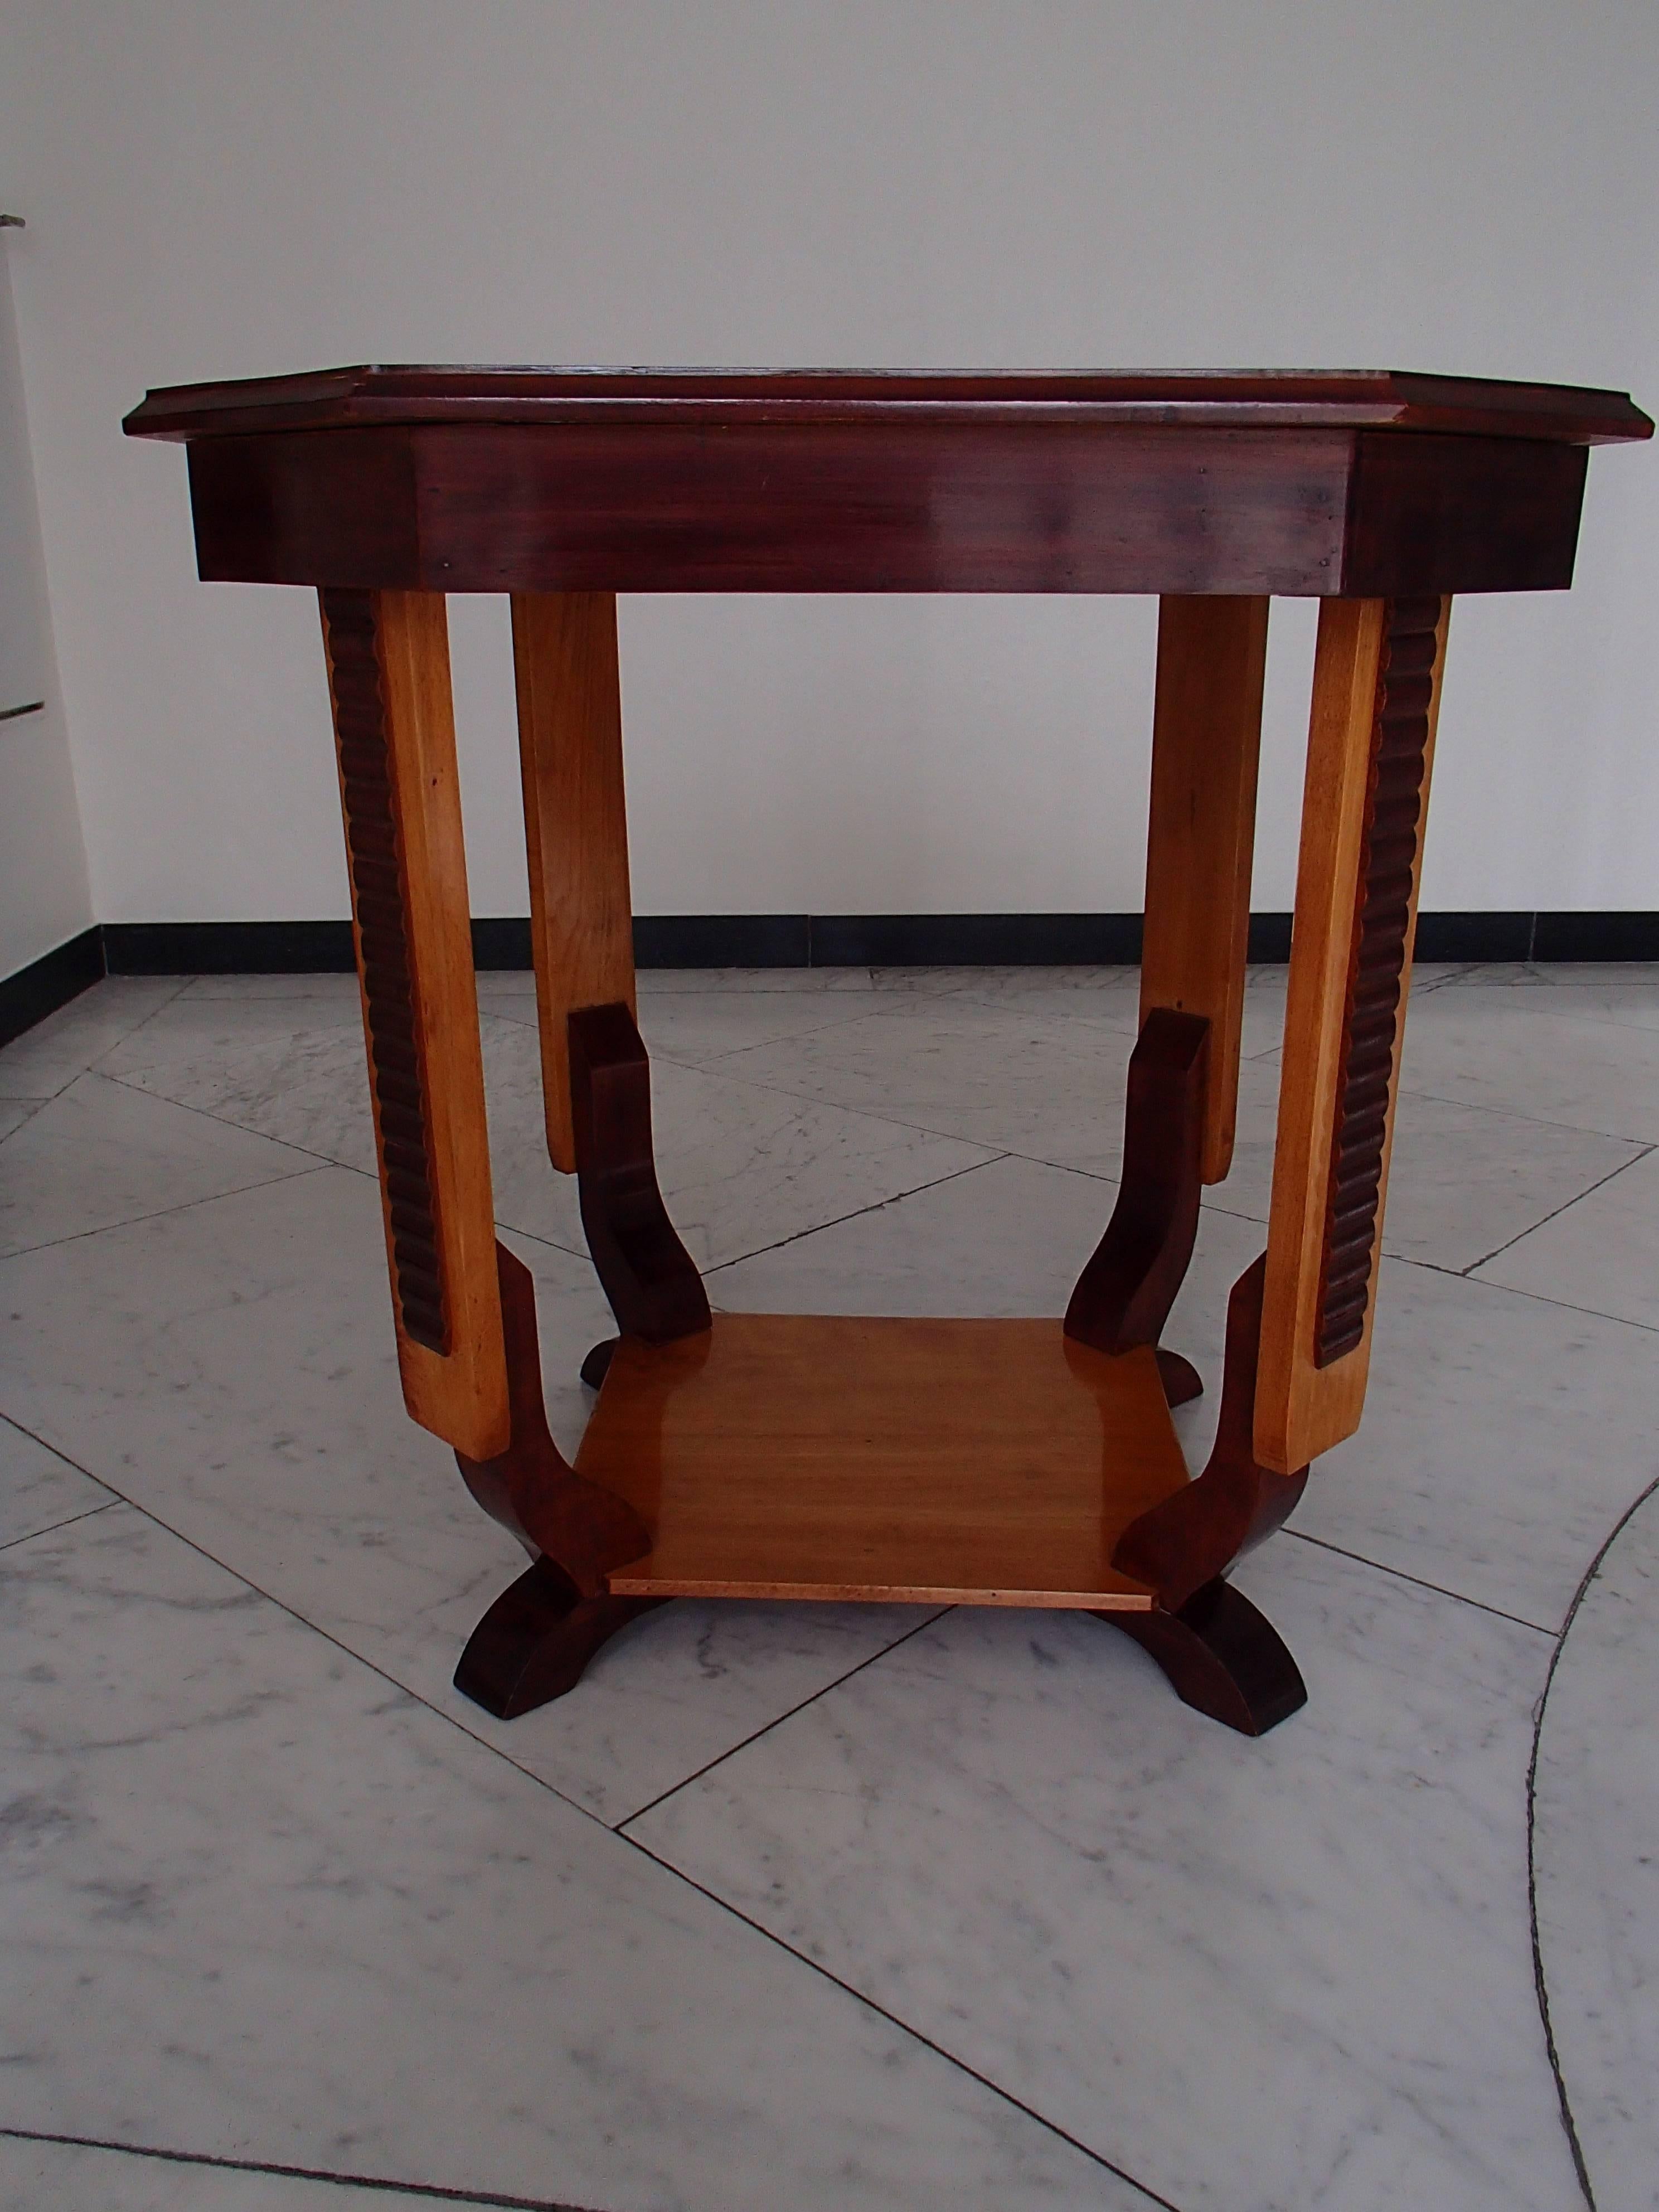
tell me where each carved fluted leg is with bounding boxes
[1255,596,1451,1473]
[319,588,508,1461]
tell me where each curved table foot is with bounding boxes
[455,1554,667,1720]
[1098,1578,1306,1736]
[581,1336,618,1390]
[1155,1347,1203,1408]
[1113,1255,1307,1611]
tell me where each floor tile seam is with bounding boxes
[659,993,973,1066]
[0,981,194,1104]
[1390,1075,1659,1148]
[0,1439,625,1840]
[96,1066,374,1175]
[1461,1144,1659,1276]
[700,1152,1016,1281]
[0,2126,602,2211]
[614,1831,1184,2212]
[1281,1529,1557,1637]
[321,1153,597,1274]
[638,1046,1013,1147]
[613,1607,955,1832]
[1524,1469,1659,2212]
[76,977,197,1076]
[0,1499,121,1556]
[0,1158,335,1262]
[946,992,1143,1037]
[6,1428,1194,2208]
[1442,1270,1659,1338]
[0,1074,80,1107]
[1285,1239,1659,1339]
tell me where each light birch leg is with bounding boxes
[320,588,509,1461]
[1254,594,1451,1474]
[511,591,636,1174]
[1141,594,1269,1185]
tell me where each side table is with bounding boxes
[125,367,1652,1736]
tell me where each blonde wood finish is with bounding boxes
[582,1314,1189,1606]
[1141,595,1269,1184]
[511,591,636,1173]
[321,589,510,1461]
[1254,596,1450,1474]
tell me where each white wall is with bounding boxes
[0,237,91,974]
[1,0,1655,933]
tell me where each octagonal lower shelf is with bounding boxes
[579,1312,1191,1608]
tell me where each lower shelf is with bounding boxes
[577,1313,1191,1608]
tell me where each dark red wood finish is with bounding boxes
[1065,1009,1208,1360]
[123,366,1649,601]
[321,589,449,1354]
[1314,597,1443,1365]
[1112,1255,1309,1612]
[454,1554,664,1721]
[1098,1578,1307,1737]
[567,1003,712,1345]
[122,363,1655,442]
[169,421,1584,598]
[454,1242,650,1597]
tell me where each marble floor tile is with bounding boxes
[479,1016,993,1267]
[716,999,1141,1171]
[0,1171,943,1827]
[180,971,365,1003]
[1297,1256,1659,1633]
[0,1075,322,1257]
[1389,992,1659,1142]
[1474,1147,1659,1328]
[0,1415,115,1550]
[632,1539,1570,2212]
[1220,1060,1647,1272]
[0,2134,452,2212]
[0,1506,1125,2212]
[636,965,880,994]
[634,987,916,1065]
[1532,1480,1659,2212]
[97,997,380,1174]
[709,1151,1123,1323]
[97,996,992,1272]
[711,1151,1659,1632]
[1428,975,1659,1037]
[1444,961,1659,992]
[0,978,184,1101]
[0,1104,41,1142]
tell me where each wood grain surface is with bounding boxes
[320,588,509,1461]
[1254,596,1450,1474]
[584,1313,1189,1607]
[512,591,636,1172]
[1140,595,1269,1182]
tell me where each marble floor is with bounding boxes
[2,959,1657,2212]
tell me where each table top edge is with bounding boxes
[122,363,1656,445]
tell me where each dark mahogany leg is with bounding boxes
[455,1554,666,1720]
[452,1244,659,1720]
[455,1243,649,1594]
[1066,1008,1208,1390]
[1155,1348,1204,1408]
[1097,1578,1307,1736]
[580,1338,618,1390]
[567,1002,711,1343]
[1113,1254,1308,1612]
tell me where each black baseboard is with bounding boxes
[86,910,1659,980]
[0,925,106,1050]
